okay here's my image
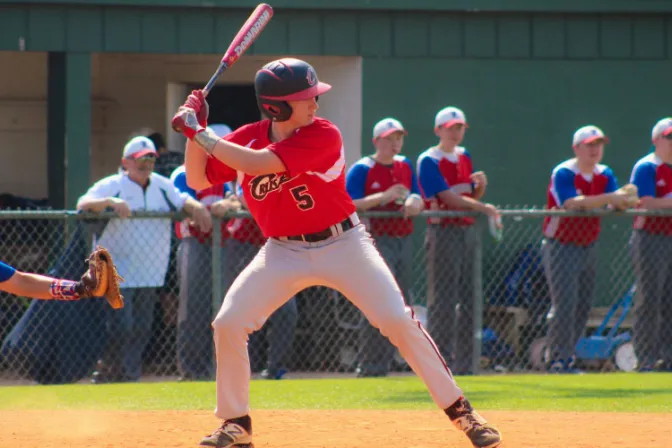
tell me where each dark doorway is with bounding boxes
[187,83,260,131]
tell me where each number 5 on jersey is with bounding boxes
[290,185,315,210]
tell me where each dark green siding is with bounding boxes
[6,0,672,14]
[3,7,672,60]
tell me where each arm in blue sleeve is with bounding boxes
[605,168,619,194]
[630,162,657,197]
[418,156,449,198]
[553,168,578,205]
[0,261,16,283]
[403,158,421,195]
[345,164,369,200]
[172,171,197,199]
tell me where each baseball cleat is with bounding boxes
[200,420,253,448]
[445,397,502,448]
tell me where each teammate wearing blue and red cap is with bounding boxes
[346,117,423,377]
[417,106,498,375]
[629,117,672,372]
[542,125,632,373]
[171,58,502,448]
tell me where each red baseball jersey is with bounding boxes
[630,152,672,235]
[543,158,618,246]
[345,155,420,237]
[417,146,475,226]
[171,165,231,245]
[205,117,356,238]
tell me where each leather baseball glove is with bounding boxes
[614,183,639,208]
[77,246,125,309]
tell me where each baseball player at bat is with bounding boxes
[345,117,423,378]
[171,58,502,448]
[541,125,635,373]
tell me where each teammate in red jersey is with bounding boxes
[171,57,502,448]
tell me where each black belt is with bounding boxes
[283,216,356,243]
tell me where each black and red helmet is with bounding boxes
[255,58,332,122]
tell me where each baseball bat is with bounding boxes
[202,3,274,97]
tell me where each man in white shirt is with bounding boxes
[77,135,211,383]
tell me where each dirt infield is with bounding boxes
[1,409,670,447]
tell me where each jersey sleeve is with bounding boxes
[0,261,16,283]
[417,155,449,198]
[205,156,237,185]
[630,161,657,197]
[604,168,619,194]
[403,157,421,195]
[345,163,369,200]
[552,168,578,205]
[171,168,197,199]
[268,120,343,177]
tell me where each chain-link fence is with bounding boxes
[1,208,670,384]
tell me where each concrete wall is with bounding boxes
[0,52,362,199]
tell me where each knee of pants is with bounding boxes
[212,309,256,337]
[374,307,416,337]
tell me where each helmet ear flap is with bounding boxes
[257,98,293,122]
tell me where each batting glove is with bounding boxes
[184,89,209,127]
[171,107,205,140]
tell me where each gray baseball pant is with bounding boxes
[630,230,672,367]
[541,238,597,364]
[425,224,480,374]
[176,236,228,379]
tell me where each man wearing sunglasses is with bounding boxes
[629,117,672,372]
[76,135,212,383]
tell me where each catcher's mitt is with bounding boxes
[78,246,125,309]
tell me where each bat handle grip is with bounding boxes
[202,62,229,98]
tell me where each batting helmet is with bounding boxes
[255,58,332,122]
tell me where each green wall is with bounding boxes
[363,59,672,207]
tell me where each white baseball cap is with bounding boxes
[372,117,407,141]
[208,123,233,138]
[122,136,158,159]
[572,125,608,147]
[435,106,467,129]
[651,118,672,141]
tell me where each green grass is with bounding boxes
[1,373,671,413]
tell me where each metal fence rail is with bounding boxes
[0,208,669,384]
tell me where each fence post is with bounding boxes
[472,217,484,375]
[212,217,223,317]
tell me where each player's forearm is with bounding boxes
[185,139,212,191]
[352,193,388,211]
[181,197,202,216]
[76,197,112,212]
[194,129,285,175]
[563,194,613,210]
[437,190,489,213]
[639,196,672,209]
[2,272,68,300]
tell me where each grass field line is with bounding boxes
[1,373,671,413]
